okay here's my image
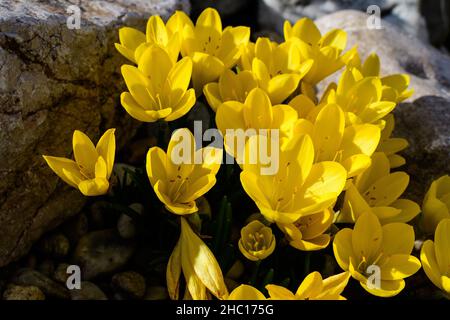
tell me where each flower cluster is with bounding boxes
[41,8,450,300]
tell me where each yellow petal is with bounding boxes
[180,218,228,299]
[267,74,301,105]
[381,222,415,255]
[94,156,107,179]
[290,234,330,251]
[228,285,266,300]
[341,124,381,159]
[73,130,98,175]
[352,212,382,263]
[121,64,153,107]
[312,103,344,162]
[295,271,323,299]
[203,83,223,112]
[341,154,371,178]
[266,285,296,300]
[435,218,450,275]
[95,129,116,179]
[362,53,380,77]
[78,177,109,196]
[420,240,444,290]
[42,156,83,188]
[252,58,271,89]
[116,27,146,63]
[164,89,196,121]
[355,152,390,192]
[359,101,397,124]
[320,271,351,298]
[196,7,222,34]
[288,94,316,118]
[380,254,421,280]
[362,172,409,206]
[360,279,405,297]
[146,147,167,186]
[289,18,321,45]
[297,161,347,214]
[167,239,182,300]
[385,199,420,223]
[138,46,173,92]
[146,15,168,44]
[319,29,347,50]
[333,228,354,271]
[121,92,171,122]
[165,56,193,99]
[191,52,225,96]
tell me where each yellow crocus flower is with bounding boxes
[120,45,196,123]
[327,67,396,126]
[349,52,414,103]
[278,208,333,251]
[421,175,450,234]
[292,103,381,178]
[238,220,275,261]
[333,211,421,297]
[240,37,313,104]
[115,11,191,64]
[203,69,258,112]
[337,152,420,224]
[167,217,228,300]
[215,88,298,162]
[284,17,356,85]
[182,8,250,95]
[420,219,450,295]
[240,133,347,224]
[266,271,350,300]
[146,128,222,215]
[43,129,116,196]
[228,284,266,300]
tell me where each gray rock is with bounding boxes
[70,281,108,300]
[315,10,450,201]
[259,0,428,42]
[191,0,251,17]
[73,230,135,280]
[3,284,45,300]
[12,268,69,299]
[111,271,146,298]
[0,0,190,267]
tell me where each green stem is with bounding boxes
[249,260,262,286]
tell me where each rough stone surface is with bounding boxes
[3,284,45,300]
[259,0,428,42]
[12,268,69,299]
[70,281,107,300]
[0,0,190,267]
[73,229,135,280]
[315,10,450,202]
[111,271,146,298]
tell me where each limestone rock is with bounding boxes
[70,281,108,300]
[3,284,45,300]
[73,230,135,280]
[315,10,450,201]
[12,268,70,299]
[0,0,190,267]
[259,0,428,42]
